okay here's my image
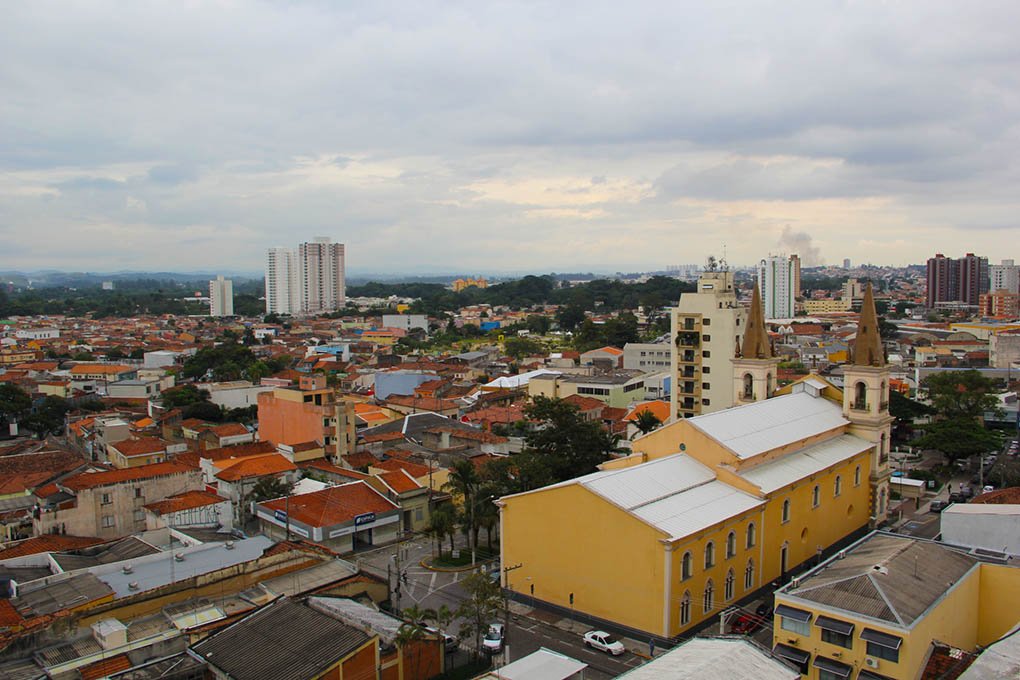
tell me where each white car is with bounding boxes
[583,630,626,655]
[482,623,505,653]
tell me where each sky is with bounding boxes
[2,1,1019,275]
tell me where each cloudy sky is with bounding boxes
[2,1,1019,275]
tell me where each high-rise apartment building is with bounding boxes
[670,270,747,420]
[990,259,1020,295]
[926,253,989,308]
[208,275,234,317]
[843,258,851,269]
[757,255,797,319]
[790,253,801,300]
[265,238,345,315]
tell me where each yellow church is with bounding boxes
[497,283,894,640]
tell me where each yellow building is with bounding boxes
[498,283,893,640]
[804,298,852,314]
[772,531,1020,680]
[452,277,489,292]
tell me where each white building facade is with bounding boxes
[209,275,234,317]
[990,259,1020,295]
[265,238,346,315]
[757,255,797,319]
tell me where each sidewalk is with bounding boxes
[507,600,665,659]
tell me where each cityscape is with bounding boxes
[3,3,1020,680]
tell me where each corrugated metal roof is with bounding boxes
[738,434,873,493]
[582,455,716,510]
[691,392,848,460]
[615,637,799,679]
[630,481,764,539]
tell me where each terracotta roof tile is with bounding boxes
[143,490,227,514]
[0,534,105,559]
[80,653,132,680]
[211,423,250,437]
[215,454,297,482]
[374,458,430,478]
[562,394,605,412]
[299,459,370,480]
[109,438,167,456]
[62,462,194,491]
[377,469,423,494]
[341,451,379,469]
[424,426,508,444]
[259,481,398,527]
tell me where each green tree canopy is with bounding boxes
[912,417,1003,461]
[456,571,503,660]
[0,384,32,425]
[502,336,544,360]
[21,396,70,439]
[523,396,623,483]
[921,370,1003,421]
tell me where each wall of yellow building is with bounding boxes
[38,383,70,398]
[666,508,766,636]
[774,566,980,680]
[501,483,666,635]
[977,563,1020,645]
[758,452,872,583]
[111,452,165,469]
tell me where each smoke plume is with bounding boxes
[778,226,823,266]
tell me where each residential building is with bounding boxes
[772,531,1020,680]
[670,270,747,419]
[14,327,59,340]
[208,275,233,316]
[255,481,400,553]
[623,342,672,372]
[990,259,1020,295]
[979,289,1020,317]
[265,246,301,314]
[498,285,892,641]
[803,298,852,314]
[257,374,356,454]
[791,253,802,300]
[107,438,169,468]
[842,278,865,301]
[143,489,232,531]
[758,255,797,319]
[365,469,430,532]
[452,276,488,292]
[926,253,989,308]
[528,371,647,409]
[34,462,202,539]
[381,313,428,333]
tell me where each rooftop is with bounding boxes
[259,481,398,528]
[616,637,799,679]
[61,462,194,491]
[737,434,874,493]
[781,532,978,626]
[690,391,848,460]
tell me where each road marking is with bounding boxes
[429,572,437,592]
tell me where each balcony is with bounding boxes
[681,367,699,379]
[676,331,701,349]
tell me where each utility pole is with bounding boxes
[503,563,522,664]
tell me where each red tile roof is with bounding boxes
[0,534,105,559]
[377,469,423,494]
[562,394,605,412]
[211,423,250,437]
[62,462,194,491]
[109,438,168,457]
[215,454,297,482]
[971,487,1020,504]
[425,426,508,444]
[300,459,370,480]
[383,395,460,411]
[259,481,398,527]
[80,654,132,680]
[600,406,629,421]
[143,490,227,514]
[374,458,430,478]
[176,441,277,468]
[361,431,406,444]
[0,599,23,627]
[342,451,379,469]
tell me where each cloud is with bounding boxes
[778,226,824,267]
[1,1,1019,272]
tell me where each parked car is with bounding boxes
[947,493,968,505]
[482,623,504,654]
[583,630,626,655]
[983,485,996,494]
[423,626,458,653]
[731,604,772,634]
[929,500,949,513]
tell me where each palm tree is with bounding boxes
[632,409,663,439]
[443,460,481,563]
[428,504,457,557]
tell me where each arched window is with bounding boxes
[746,522,756,548]
[782,498,791,523]
[766,373,774,397]
[812,484,820,508]
[880,433,887,463]
[744,559,754,590]
[879,488,887,515]
[854,465,861,487]
[835,475,842,497]
[703,579,714,613]
[880,380,887,407]
[680,591,691,626]
[725,569,735,601]
[743,373,753,399]
[726,531,736,559]
[704,541,715,569]
[854,381,867,410]
[682,551,693,580]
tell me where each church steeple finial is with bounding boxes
[853,281,885,366]
[740,283,771,360]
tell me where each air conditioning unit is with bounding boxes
[865,657,880,669]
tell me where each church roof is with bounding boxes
[852,282,885,366]
[739,283,772,359]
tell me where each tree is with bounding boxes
[443,460,481,563]
[182,401,223,422]
[921,370,1003,421]
[162,384,212,410]
[524,396,624,482]
[456,571,503,660]
[912,418,1003,462]
[0,384,32,427]
[246,476,294,503]
[21,396,70,439]
[503,336,543,360]
[878,317,899,341]
[428,504,457,557]
[632,409,662,438]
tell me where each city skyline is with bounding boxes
[3,2,1020,273]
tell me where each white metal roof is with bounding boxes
[629,481,763,539]
[615,637,799,679]
[690,392,848,460]
[943,504,1020,515]
[582,455,716,510]
[738,434,874,494]
[478,648,587,680]
[484,368,562,389]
